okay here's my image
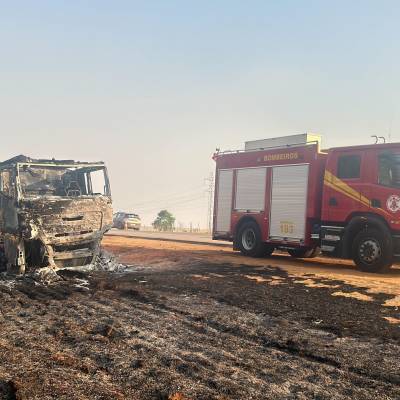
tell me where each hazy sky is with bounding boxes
[1,1,399,228]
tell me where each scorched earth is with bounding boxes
[0,235,399,400]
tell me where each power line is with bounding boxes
[205,172,214,233]
[131,194,207,214]
[134,193,206,208]
[119,191,206,214]
[116,179,212,228]
[128,185,207,208]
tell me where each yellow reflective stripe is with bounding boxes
[324,172,365,205]
[324,171,370,207]
[324,179,372,209]
[324,171,392,218]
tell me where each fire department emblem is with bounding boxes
[387,195,400,213]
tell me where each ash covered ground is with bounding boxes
[0,238,399,400]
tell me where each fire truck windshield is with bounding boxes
[378,153,400,188]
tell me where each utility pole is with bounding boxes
[205,172,214,233]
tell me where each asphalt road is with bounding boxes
[106,228,230,246]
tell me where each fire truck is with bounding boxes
[212,134,400,273]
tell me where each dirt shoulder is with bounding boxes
[0,236,399,399]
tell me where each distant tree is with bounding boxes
[153,210,175,231]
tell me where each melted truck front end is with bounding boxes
[0,155,113,273]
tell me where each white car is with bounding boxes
[113,212,141,230]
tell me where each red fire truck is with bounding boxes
[212,134,400,273]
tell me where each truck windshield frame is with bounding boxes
[16,162,111,199]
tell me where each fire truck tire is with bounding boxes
[352,228,393,273]
[237,221,273,258]
[287,248,318,258]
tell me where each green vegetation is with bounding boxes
[152,210,175,231]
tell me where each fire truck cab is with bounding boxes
[212,134,400,273]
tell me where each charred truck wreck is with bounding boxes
[0,155,113,274]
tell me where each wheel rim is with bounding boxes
[359,238,381,264]
[242,228,256,250]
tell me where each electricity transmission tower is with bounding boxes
[205,172,214,233]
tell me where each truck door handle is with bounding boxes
[329,197,338,206]
[371,199,381,208]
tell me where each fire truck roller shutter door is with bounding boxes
[215,169,234,233]
[235,168,267,211]
[269,164,309,240]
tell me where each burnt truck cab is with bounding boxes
[0,155,113,273]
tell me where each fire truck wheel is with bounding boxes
[352,228,393,273]
[287,248,317,258]
[237,221,272,258]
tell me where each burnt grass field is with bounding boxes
[0,249,399,399]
